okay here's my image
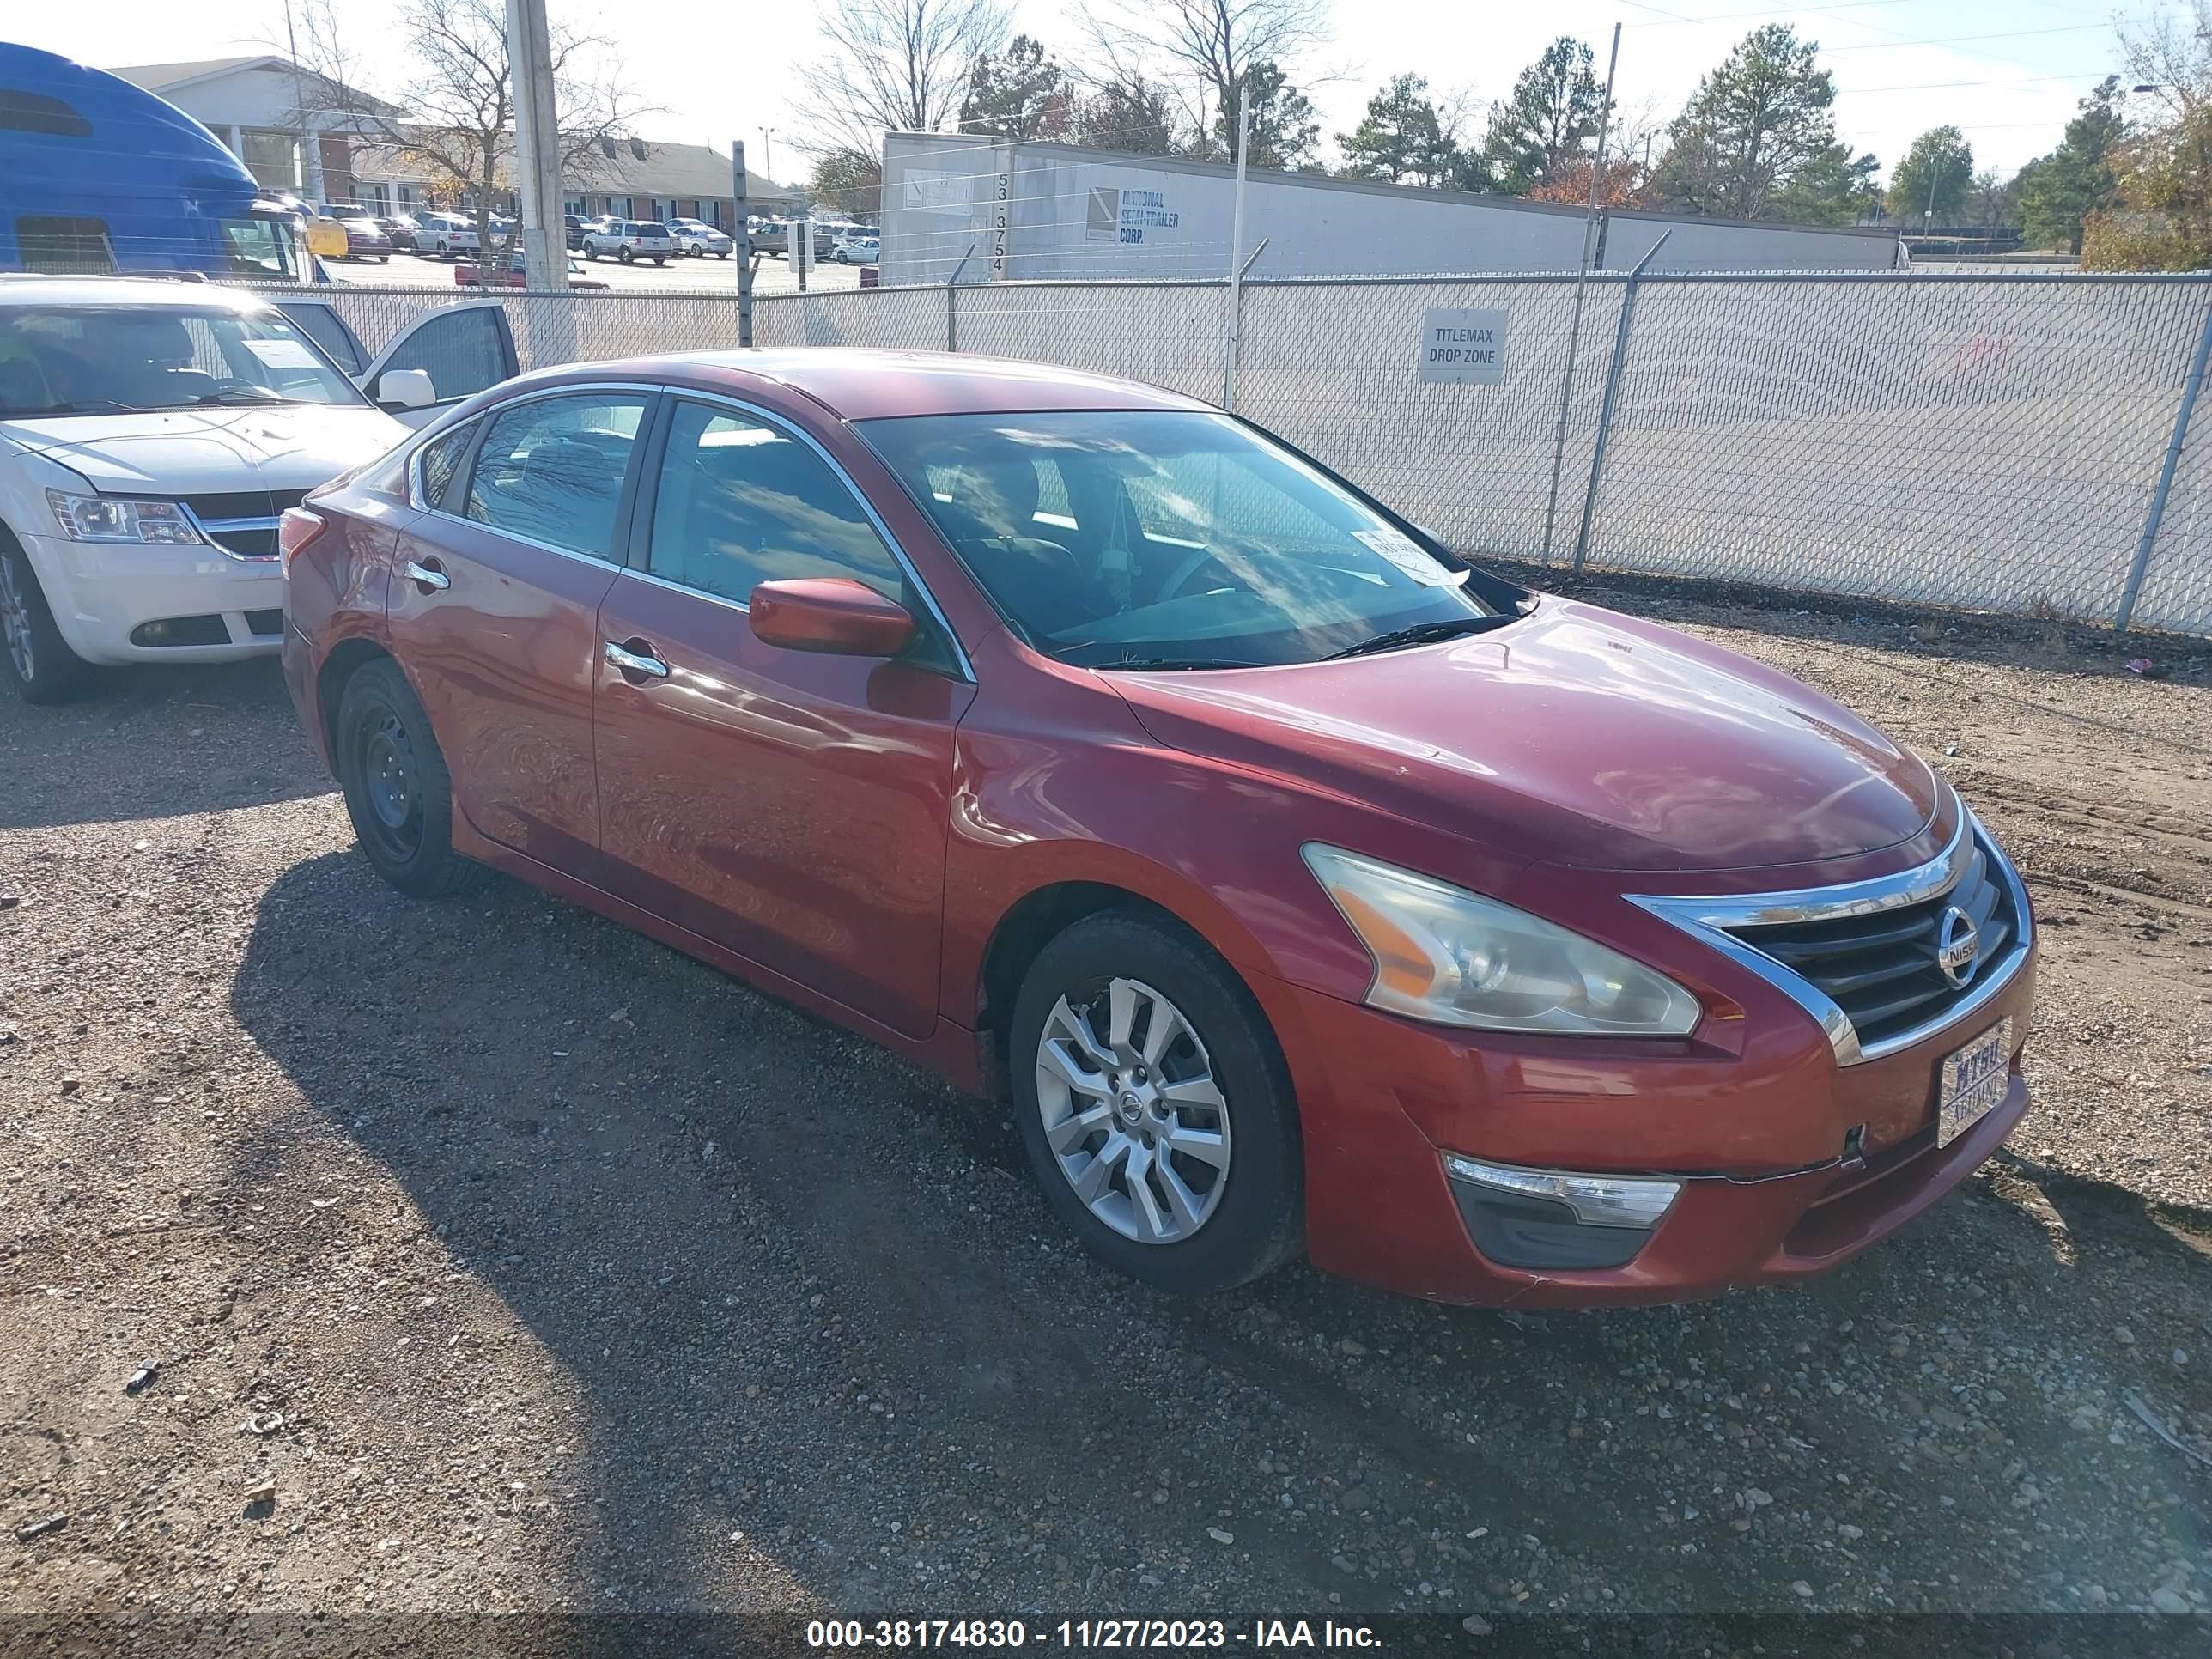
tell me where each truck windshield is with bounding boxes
[859,409,1503,669]
[220,215,302,281]
[0,303,366,416]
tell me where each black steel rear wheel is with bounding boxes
[335,659,484,899]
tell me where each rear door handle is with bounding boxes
[603,639,670,679]
[404,558,449,592]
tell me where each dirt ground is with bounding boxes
[2,580,2208,1643]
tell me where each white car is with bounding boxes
[578,220,674,264]
[832,234,880,264]
[413,213,480,258]
[0,278,463,702]
[669,219,733,258]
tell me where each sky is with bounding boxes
[6,0,2187,183]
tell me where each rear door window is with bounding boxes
[463,393,650,558]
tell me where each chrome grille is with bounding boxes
[178,490,308,560]
[1629,812,2033,1066]
[1723,835,2018,1049]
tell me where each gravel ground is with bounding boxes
[2,585,2208,1634]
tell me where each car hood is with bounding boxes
[1107,599,1940,873]
[0,404,407,496]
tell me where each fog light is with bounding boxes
[1443,1153,1682,1271]
[1443,1154,1681,1227]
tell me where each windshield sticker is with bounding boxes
[1353,527,1467,586]
[243,338,322,369]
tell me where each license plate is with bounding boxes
[1936,1018,2012,1147]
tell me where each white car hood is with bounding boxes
[0,404,408,496]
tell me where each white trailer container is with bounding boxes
[878,133,1903,285]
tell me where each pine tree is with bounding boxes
[1650,24,1845,221]
[1337,75,1458,187]
[1482,38,1606,195]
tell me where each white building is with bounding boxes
[108,56,798,224]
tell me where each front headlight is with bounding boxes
[1302,844,1702,1036]
[46,491,201,545]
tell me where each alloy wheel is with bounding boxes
[1035,977,1231,1244]
[0,555,36,684]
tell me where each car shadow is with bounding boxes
[0,659,332,830]
[221,850,2212,1619]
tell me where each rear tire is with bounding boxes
[0,536,93,705]
[617,246,634,264]
[1010,911,1304,1294]
[333,658,485,899]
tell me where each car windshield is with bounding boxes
[859,409,1505,669]
[0,303,366,416]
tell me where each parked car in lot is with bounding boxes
[455,253,608,290]
[335,215,393,262]
[0,277,452,702]
[669,218,733,258]
[578,220,673,264]
[832,234,879,264]
[376,212,423,246]
[413,213,480,258]
[745,216,789,258]
[280,349,2036,1305]
[563,213,592,251]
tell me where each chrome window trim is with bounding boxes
[647,389,975,683]
[1629,809,2033,1067]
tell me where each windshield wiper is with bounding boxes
[1323,615,1517,661]
[192,391,292,406]
[1089,653,1267,672]
[0,398,142,416]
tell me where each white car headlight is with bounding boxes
[46,491,201,545]
[1302,844,1702,1036]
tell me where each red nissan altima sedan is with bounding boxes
[278,350,2036,1306]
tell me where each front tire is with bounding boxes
[334,658,484,899]
[0,537,92,705]
[1010,912,1303,1293]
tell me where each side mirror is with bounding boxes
[749,578,917,658]
[375,368,436,411]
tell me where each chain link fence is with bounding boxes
[253,272,2212,637]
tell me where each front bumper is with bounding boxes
[1250,941,2037,1309]
[20,527,284,665]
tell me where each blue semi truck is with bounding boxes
[0,43,309,280]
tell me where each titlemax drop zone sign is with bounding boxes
[1419,308,1507,385]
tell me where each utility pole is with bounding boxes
[1223,88,1249,410]
[733,138,754,348]
[506,0,562,291]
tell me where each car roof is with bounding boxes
[0,276,271,311]
[532,349,1212,421]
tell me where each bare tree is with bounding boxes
[287,0,653,265]
[1080,0,1330,161]
[806,0,1012,158]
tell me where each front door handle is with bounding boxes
[603,639,670,679]
[404,558,449,592]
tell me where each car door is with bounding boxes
[388,385,656,872]
[358,301,518,428]
[591,394,976,1040]
[271,299,516,430]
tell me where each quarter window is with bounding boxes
[417,419,476,509]
[646,401,899,605]
[463,394,647,557]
